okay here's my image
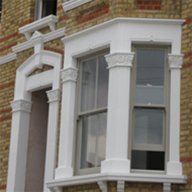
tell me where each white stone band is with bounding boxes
[61,67,78,83]
[105,52,134,69]
[168,54,183,69]
[11,100,32,113]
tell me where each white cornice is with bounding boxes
[47,173,187,189]
[12,27,65,53]
[62,17,185,43]
[19,15,59,40]
[0,53,17,65]
[62,0,93,12]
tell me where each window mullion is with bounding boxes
[95,57,99,109]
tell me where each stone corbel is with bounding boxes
[117,181,125,192]
[97,181,107,192]
[48,22,56,31]
[50,186,63,192]
[163,183,171,192]
[61,67,78,83]
[24,32,31,40]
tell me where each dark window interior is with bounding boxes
[131,150,165,170]
[42,0,57,18]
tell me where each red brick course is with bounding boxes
[137,0,161,10]
[77,5,109,24]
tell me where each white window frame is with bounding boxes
[130,45,170,172]
[75,51,109,176]
[35,0,57,20]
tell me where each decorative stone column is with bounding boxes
[43,89,61,192]
[101,52,134,174]
[55,67,78,179]
[167,54,183,175]
[7,100,32,192]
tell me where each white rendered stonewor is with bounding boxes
[101,52,134,173]
[44,89,61,192]
[167,54,183,175]
[55,67,78,179]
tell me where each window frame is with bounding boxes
[75,50,109,176]
[34,0,57,20]
[129,44,170,173]
[0,0,2,22]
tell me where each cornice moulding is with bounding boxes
[0,53,16,65]
[19,15,59,40]
[62,17,185,43]
[62,0,93,12]
[12,27,65,53]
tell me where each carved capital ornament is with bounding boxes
[168,54,183,69]
[11,100,32,113]
[47,89,62,103]
[105,52,134,68]
[61,67,78,83]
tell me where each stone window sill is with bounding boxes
[46,173,187,192]
[19,15,59,40]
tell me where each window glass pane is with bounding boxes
[96,112,107,167]
[42,0,57,17]
[81,58,97,112]
[97,56,109,108]
[134,108,163,145]
[131,150,165,170]
[136,49,165,105]
[80,112,107,169]
[81,114,97,169]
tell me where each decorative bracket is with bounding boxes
[61,67,78,83]
[105,52,135,69]
[50,186,63,192]
[97,181,107,192]
[163,183,171,192]
[117,181,125,192]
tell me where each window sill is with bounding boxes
[47,173,187,192]
[19,15,59,40]
[62,0,93,12]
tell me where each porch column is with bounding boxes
[101,52,134,173]
[7,100,32,192]
[55,68,78,179]
[44,89,61,191]
[167,54,183,175]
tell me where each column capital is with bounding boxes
[105,52,134,69]
[168,54,184,69]
[10,99,32,113]
[47,89,62,103]
[61,67,78,83]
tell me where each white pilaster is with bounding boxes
[101,52,134,174]
[44,89,62,192]
[167,54,183,175]
[55,68,78,179]
[7,100,32,192]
